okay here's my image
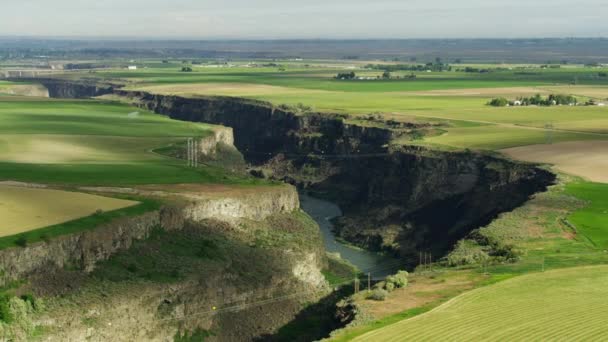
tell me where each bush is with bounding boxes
[367,289,388,301]
[488,97,509,107]
[14,235,27,247]
[386,270,409,289]
[446,239,490,266]
[385,281,395,292]
[0,294,13,323]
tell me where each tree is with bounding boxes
[336,71,356,80]
[382,71,391,79]
[181,66,193,72]
[488,97,509,107]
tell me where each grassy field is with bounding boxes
[76,63,608,151]
[0,95,268,240]
[0,184,137,237]
[328,177,608,341]
[355,265,608,341]
[566,182,608,249]
[0,97,266,186]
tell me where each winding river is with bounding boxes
[299,193,402,278]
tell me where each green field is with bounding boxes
[566,182,608,249]
[73,63,608,151]
[355,265,608,341]
[0,97,264,186]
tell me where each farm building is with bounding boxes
[128,65,137,70]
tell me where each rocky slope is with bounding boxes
[0,184,333,341]
[36,78,556,262]
[107,88,555,262]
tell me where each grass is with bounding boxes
[0,197,160,250]
[0,97,268,186]
[329,178,608,340]
[354,265,608,341]
[90,65,608,151]
[566,182,608,249]
[0,184,138,236]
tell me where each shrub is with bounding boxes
[40,233,50,243]
[20,294,41,311]
[386,270,409,289]
[15,235,27,247]
[446,239,490,266]
[0,294,13,323]
[385,281,395,292]
[367,289,388,301]
[488,97,509,107]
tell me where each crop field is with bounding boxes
[355,265,608,341]
[0,184,137,237]
[0,97,265,186]
[75,63,608,151]
[503,141,608,183]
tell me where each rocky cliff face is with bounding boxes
[38,79,555,262]
[313,147,555,261]
[102,89,554,262]
[113,90,393,164]
[0,211,163,287]
[0,184,330,341]
[35,78,115,98]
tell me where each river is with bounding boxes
[299,193,403,279]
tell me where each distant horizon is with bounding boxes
[2,0,607,39]
[1,36,608,41]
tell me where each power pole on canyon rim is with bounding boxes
[186,138,192,167]
[186,138,198,167]
[194,139,198,168]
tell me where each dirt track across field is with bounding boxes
[502,140,608,183]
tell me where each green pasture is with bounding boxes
[566,182,608,249]
[0,97,264,186]
[0,98,211,137]
[50,63,608,150]
[356,265,608,341]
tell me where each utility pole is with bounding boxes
[354,277,359,294]
[367,273,371,293]
[187,138,192,167]
[542,257,545,272]
[194,139,198,168]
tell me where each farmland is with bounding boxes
[2,56,608,340]
[0,184,137,237]
[355,265,608,341]
[69,63,608,153]
[0,95,267,246]
[0,97,264,186]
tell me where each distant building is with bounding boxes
[128,66,137,70]
[513,100,522,106]
[598,103,606,107]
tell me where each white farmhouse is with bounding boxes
[128,65,137,70]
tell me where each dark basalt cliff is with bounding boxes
[35,78,115,98]
[41,79,556,263]
[114,90,393,164]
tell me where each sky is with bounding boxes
[1,0,607,39]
